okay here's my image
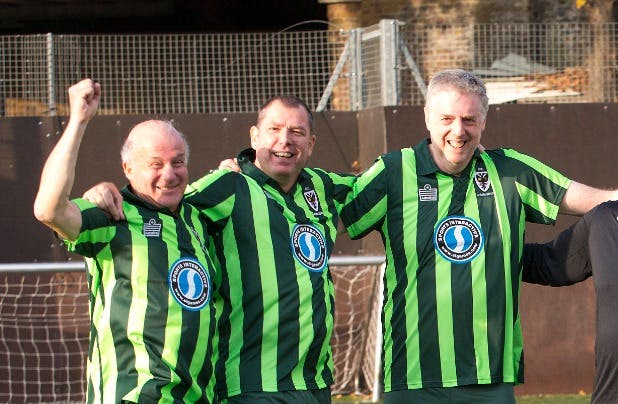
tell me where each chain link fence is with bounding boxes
[401,22,617,105]
[1,21,616,116]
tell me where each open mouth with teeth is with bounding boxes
[447,140,467,149]
[273,151,294,158]
[156,185,179,191]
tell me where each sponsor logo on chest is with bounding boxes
[168,258,211,311]
[290,224,327,272]
[433,216,484,264]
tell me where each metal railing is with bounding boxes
[0,256,385,273]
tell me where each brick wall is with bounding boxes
[359,0,589,25]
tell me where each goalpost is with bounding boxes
[329,256,385,401]
[0,263,89,403]
[0,258,385,403]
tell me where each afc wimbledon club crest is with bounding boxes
[474,168,491,193]
[168,258,211,311]
[291,224,327,272]
[433,216,484,264]
[303,189,322,214]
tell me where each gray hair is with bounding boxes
[426,69,489,117]
[120,120,190,164]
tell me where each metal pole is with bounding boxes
[379,19,400,106]
[0,256,385,273]
[349,28,362,110]
[46,32,56,116]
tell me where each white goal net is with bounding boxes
[0,269,89,403]
[0,258,385,402]
[330,258,385,400]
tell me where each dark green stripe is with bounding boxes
[142,209,170,401]
[212,233,231,397]
[170,208,200,401]
[476,171,507,382]
[415,174,441,386]
[109,219,137,402]
[451,260,476,385]
[448,168,477,384]
[270,200,301,390]
[382,152,410,385]
[304,263,329,389]
[233,182,264,391]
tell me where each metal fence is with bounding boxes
[401,22,618,105]
[1,21,616,116]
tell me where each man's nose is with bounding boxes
[161,163,176,178]
[277,128,293,143]
[451,118,465,135]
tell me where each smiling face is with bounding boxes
[122,120,189,212]
[251,99,315,192]
[424,89,486,175]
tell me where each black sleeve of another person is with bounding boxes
[522,204,600,286]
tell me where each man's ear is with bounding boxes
[308,133,316,153]
[249,126,259,148]
[122,161,131,178]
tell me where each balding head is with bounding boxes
[121,120,189,212]
[121,120,190,165]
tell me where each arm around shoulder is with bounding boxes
[559,181,618,216]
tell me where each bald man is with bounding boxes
[34,79,218,403]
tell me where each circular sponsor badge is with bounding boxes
[433,216,484,264]
[291,224,327,272]
[168,257,211,311]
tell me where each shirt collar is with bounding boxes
[236,147,310,192]
[120,185,182,216]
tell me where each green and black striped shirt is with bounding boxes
[67,187,218,403]
[340,139,570,392]
[185,148,355,400]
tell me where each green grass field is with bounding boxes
[516,394,590,404]
[333,393,591,403]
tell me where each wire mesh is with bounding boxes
[1,31,350,116]
[400,22,617,105]
[0,271,89,403]
[1,22,616,116]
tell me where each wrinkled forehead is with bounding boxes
[428,85,487,115]
[427,89,486,116]
[258,101,312,130]
[127,128,186,159]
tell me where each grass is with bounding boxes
[332,393,591,403]
[516,394,591,404]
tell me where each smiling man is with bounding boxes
[79,95,356,403]
[340,69,617,403]
[250,97,316,192]
[182,95,356,403]
[34,79,218,403]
